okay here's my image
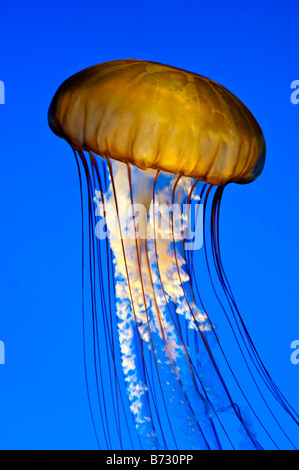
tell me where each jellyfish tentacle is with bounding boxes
[143,236,213,450]
[150,173,228,449]
[73,149,102,450]
[79,150,114,448]
[74,149,298,450]
[90,152,124,449]
[200,185,296,448]
[126,163,179,449]
[185,185,282,449]
[78,149,143,449]
[114,162,215,449]
[107,157,168,449]
[207,186,298,447]
[170,176,261,450]
[151,174,231,449]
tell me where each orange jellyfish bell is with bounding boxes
[48,59,265,185]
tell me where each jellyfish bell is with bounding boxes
[48,60,297,451]
[49,59,265,185]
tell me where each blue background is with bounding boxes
[0,0,298,449]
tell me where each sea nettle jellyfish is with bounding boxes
[48,60,298,450]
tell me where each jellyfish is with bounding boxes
[48,60,298,450]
